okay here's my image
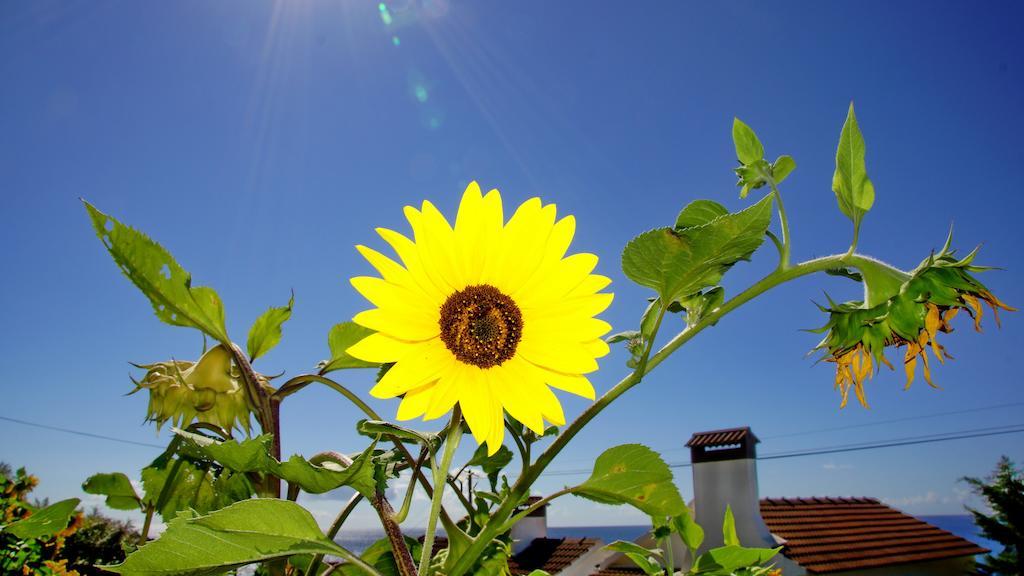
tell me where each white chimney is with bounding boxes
[510,495,547,554]
[687,427,775,552]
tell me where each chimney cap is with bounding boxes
[686,427,759,463]
[685,426,759,448]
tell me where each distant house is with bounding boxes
[499,426,987,576]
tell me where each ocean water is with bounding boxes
[335,516,1000,557]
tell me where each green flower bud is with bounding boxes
[131,344,261,434]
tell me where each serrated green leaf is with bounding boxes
[832,103,875,234]
[675,200,729,229]
[722,504,739,547]
[690,545,780,575]
[2,498,80,539]
[246,292,294,361]
[732,118,764,165]
[621,195,773,303]
[772,155,796,185]
[603,541,664,575]
[671,506,704,553]
[174,429,376,497]
[104,499,347,576]
[606,331,641,344]
[83,201,229,342]
[83,473,142,511]
[572,444,685,517]
[321,322,379,373]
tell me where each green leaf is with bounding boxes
[572,444,685,517]
[321,322,379,373]
[174,430,274,472]
[722,504,739,547]
[104,499,348,576]
[174,429,377,497]
[141,459,219,519]
[832,102,875,234]
[690,545,780,575]
[246,292,294,361]
[621,195,773,303]
[675,200,729,229]
[606,330,641,344]
[732,118,764,165]
[603,541,664,575]
[357,419,438,448]
[466,443,514,490]
[83,201,229,342]
[83,473,142,511]
[771,155,796,185]
[671,506,704,553]
[2,498,80,539]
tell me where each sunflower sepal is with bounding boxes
[815,239,1013,408]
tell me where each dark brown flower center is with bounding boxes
[439,284,523,368]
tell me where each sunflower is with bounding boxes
[814,238,1013,408]
[347,182,613,453]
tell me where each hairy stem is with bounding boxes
[373,490,417,576]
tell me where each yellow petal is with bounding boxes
[347,332,419,364]
[350,276,438,323]
[516,253,598,308]
[396,382,437,420]
[370,339,451,398]
[376,227,449,302]
[524,316,613,342]
[355,244,442,304]
[353,308,439,342]
[416,201,465,291]
[510,215,577,299]
[458,367,494,446]
[487,363,545,434]
[516,336,600,374]
[424,362,465,420]
[490,202,558,294]
[533,365,596,400]
[568,274,613,298]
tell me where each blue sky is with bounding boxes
[1,1,1022,531]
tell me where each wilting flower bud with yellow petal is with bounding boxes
[813,237,1014,408]
[130,344,260,434]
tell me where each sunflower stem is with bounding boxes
[769,180,792,269]
[419,406,463,575]
[305,493,364,576]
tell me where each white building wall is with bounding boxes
[693,458,775,551]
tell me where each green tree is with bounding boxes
[963,456,1024,575]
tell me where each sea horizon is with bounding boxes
[332,514,1000,558]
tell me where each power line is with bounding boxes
[549,401,1024,465]
[541,423,1024,477]
[0,415,165,449]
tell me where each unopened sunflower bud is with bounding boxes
[131,344,261,433]
[813,239,1014,408]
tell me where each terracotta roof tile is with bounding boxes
[760,497,988,573]
[509,537,600,575]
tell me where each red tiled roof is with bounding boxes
[509,537,600,575]
[685,427,758,448]
[760,497,988,573]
